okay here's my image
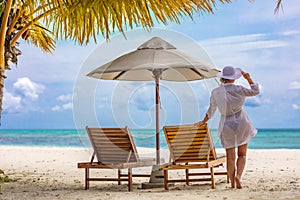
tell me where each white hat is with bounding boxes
[217,66,242,80]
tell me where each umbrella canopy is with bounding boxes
[87,37,219,164]
[88,37,219,81]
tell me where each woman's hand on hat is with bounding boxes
[241,70,250,79]
[241,70,254,84]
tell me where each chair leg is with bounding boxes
[164,170,169,190]
[185,168,189,185]
[85,168,90,190]
[128,168,133,192]
[210,167,215,189]
[118,169,121,185]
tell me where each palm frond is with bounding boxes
[25,22,56,54]
[47,0,233,45]
[274,0,283,14]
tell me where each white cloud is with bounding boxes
[13,77,45,100]
[3,78,45,113]
[288,81,300,90]
[245,96,261,107]
[62,102,73,110]
[51,103,73,111]
[244,84,271,108]
[281,30,300,36]
[3,89,22,113]
[199,33,289,68]
[200,33,288,54]
[292,104,300,110]
[128,84,154,111]
[56,94,73,102]
[245,96,273,108]
[52,94,73,111]
[51,105,61,111]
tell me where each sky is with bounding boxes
[2,0,300,129]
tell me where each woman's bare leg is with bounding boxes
[235,144,248,189]
[226,147,236,188]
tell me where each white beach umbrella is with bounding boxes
[87,37,219,164]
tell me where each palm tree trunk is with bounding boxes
[0,70,4,123]
[0,0,13,125]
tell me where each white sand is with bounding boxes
[0,146,299,200]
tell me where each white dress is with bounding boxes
[206,83,260,149]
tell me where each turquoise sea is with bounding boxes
[0,129,299,149]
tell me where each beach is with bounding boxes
[0,146,299,200]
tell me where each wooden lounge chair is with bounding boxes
[78,126,156,191]
[162,124,227,189]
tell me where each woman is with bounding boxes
[194,66,259,189]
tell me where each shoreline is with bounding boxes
[0,146,299,199]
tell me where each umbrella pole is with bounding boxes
[153,70,162,165]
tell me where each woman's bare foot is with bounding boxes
[231,182,235,188]
[230,178,235,188]
[235,176,242,189]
